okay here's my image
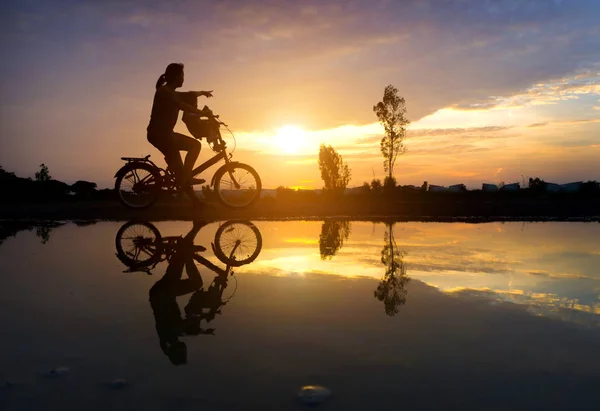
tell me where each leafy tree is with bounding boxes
[70,180,98,197]
[528,177,546,192]
[0,165,16,180]
[319,220,351,259]
[383,175,397,192]
[360,182,371,195]
[318,144,351,194]
[370,178,382,193]
[373,85,409,181]
[374,222,410,316]
[35,163,51,181]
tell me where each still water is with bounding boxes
[1,220,599,410]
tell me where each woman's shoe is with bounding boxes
[189,177,206,186]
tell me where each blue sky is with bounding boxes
[1,0,599,188]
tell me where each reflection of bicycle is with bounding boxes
[114,114,261,209]
[115,220,263,364]
[115,220,262,274]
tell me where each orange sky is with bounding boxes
[1,0,599,188]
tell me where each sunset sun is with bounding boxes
[274,125,306,154]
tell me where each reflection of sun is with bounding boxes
[274,125,305,154]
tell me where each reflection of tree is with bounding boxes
[319,220,351,259]
[0,222,62,247]
[36,226,52,244]
[374,222,410,316]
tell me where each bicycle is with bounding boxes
[115,220,263,274]
[114,114,261,209]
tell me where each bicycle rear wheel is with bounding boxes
[115,163,161,208]
[214,220,262,266]
[213,163,261,208]
[115,221,162,267]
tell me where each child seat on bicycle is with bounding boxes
[181,94,220,143]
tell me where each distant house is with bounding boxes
[428,185,447,192]
[447,184,467,193]
[542,181,583,193]
[500,183,520,191]
[560,182,583,193]
[482,183,498,192]
[545,182,561,193]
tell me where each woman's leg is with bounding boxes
[171,133,203,205]
[172,132,201,184]
[148,132,202,205]
[148,134,184,184]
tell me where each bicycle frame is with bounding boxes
[143,234,234,275]
[162,132,232,191]
[191,150,227,178]
[192,253,230,278]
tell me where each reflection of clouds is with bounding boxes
[446,287,600,327]
[409,263,513,275]
[249,220,600,325]
[284,238,318,245]
[525,270,598,280]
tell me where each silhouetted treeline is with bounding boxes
[269,181,600,203]
[258,180,600,219]
[0,165,116,204]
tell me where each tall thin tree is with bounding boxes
[374,222,410,316]
[373,85,409,181]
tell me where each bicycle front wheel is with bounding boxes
[213,163,261,208]
[214,220,263,266]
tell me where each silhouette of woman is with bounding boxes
[147,63,213,203]
[148,221,206,365]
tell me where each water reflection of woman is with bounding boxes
[148,221,207,365]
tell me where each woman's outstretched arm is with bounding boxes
[170,91,203,114]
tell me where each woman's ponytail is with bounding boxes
[155,63,184,89]
[155,74,166,90]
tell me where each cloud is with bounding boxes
[2,0,600,185]
[5,0,600,129]
[525,270,597,280]
[446,287,600,326]
[454,66,600,111]
[408,126,511,138]
[409,144,492,156]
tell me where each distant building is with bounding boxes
[447,184,467,192]
[560,182,583,193]
[542,181,584,193]
[482,183,498,192]
[428,185,447,192]
[500,183,520,191]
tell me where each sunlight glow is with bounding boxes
[274,125,306,154]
